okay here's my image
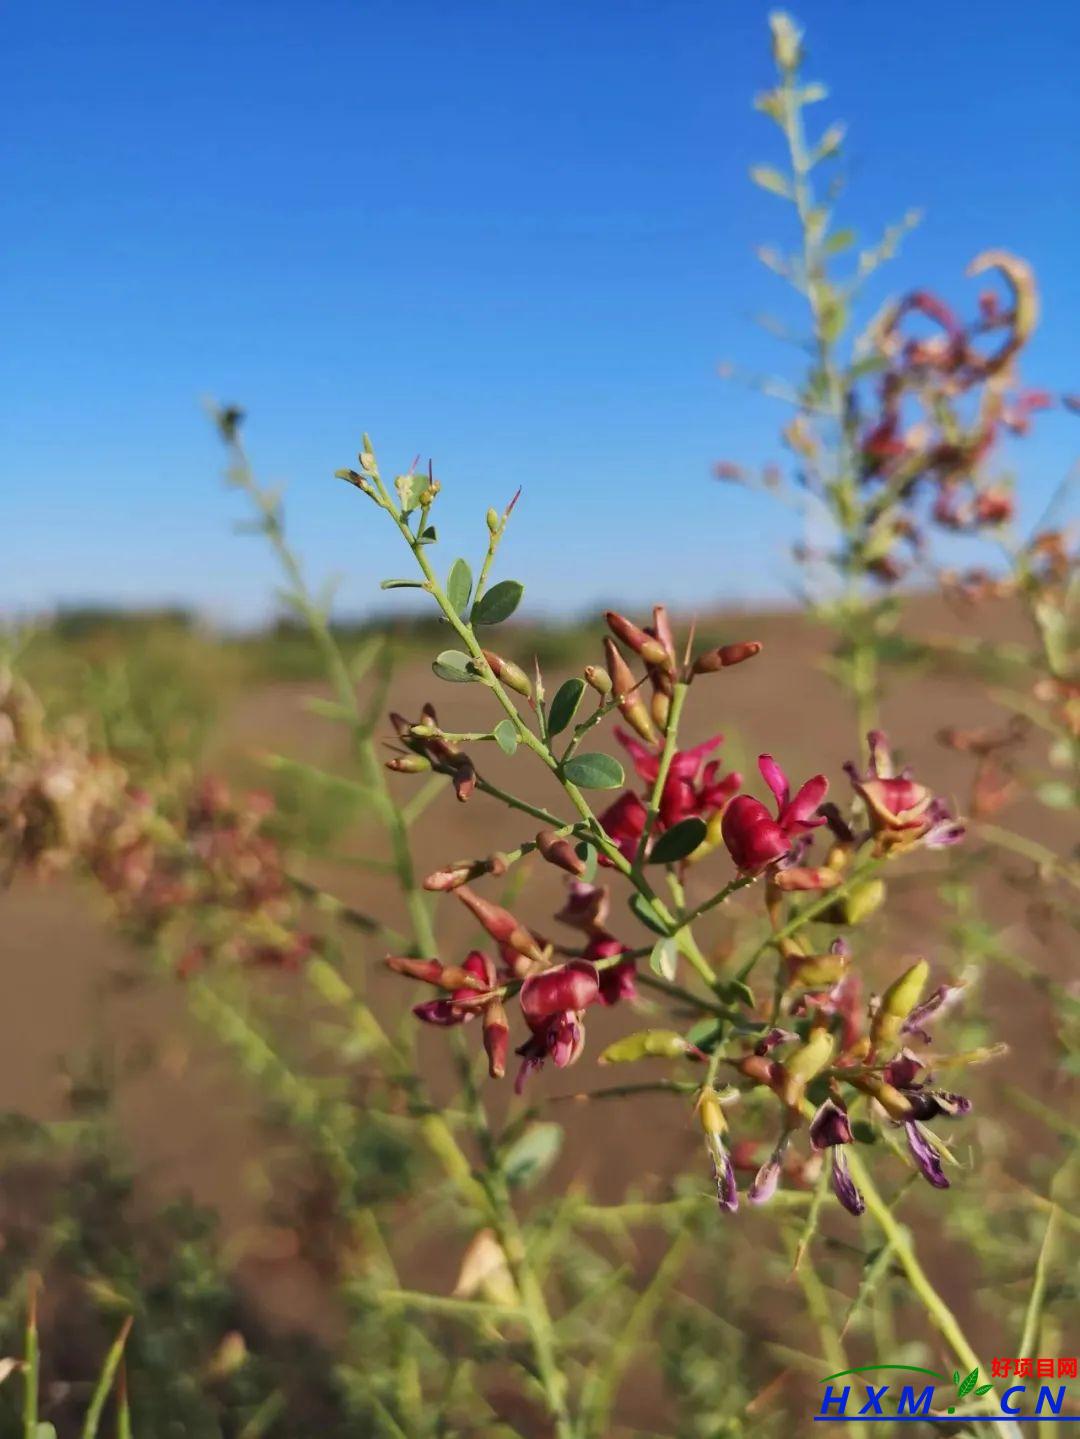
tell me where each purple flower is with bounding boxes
[809,1098,865,1217]
[905,1121,950,1189]
[830,1146,867,1216]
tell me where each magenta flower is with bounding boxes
[846,731,964,854]
[514,960,600,1093]
[598,730,741,863]
[721,754,828,872]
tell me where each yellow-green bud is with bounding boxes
[486,507,500,533]
[599,1029,692,1065]
[769,11,803,70]
[482,650,532,698]
[698,1086,728,1136]
[584,665,612,696]
[784,1027,835,1085]
[871,958,929,1050]
[823,876,887,926]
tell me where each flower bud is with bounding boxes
[387,753,432,774]
[604,638,656,742]
[771,865,840,892]
[486,507,500,533]
[769,11,803,70]
[871,958,929,1050]
[650,690,670,730]
[605,611,671,670]
[423,854,507,891]
[821,877,886,926]
[520,960,599,1020]
[780,1027,835,1107]
[584,665,612,696]
[385,955,444,984]
[698,1085,728,1137]
[692,641,762,676]
[536,829,586,877]
[482,1000,510,1079]
[599,1029,697,1064]
[784,949,848,989]
[457,886,545,964]
[482,651,531,697]
[451,756,476,803]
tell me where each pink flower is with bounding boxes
[598,730,741,862]
[584,933,637,1005]
[514,960,600,1092]
[721,754,828,872]
[845,731,964,854]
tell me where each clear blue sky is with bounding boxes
[3,0,1078,623]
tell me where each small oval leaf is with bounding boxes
[630,892,669,936]
[493,719,518,755]
[562,752,624,790]
[432,650,477,683]
[548,678,586,737]
[502,1122,563,1188]
[446,558,473,616]
[648,816,708,866]
[380,578,426,590]
[574,840,598,883]
[471,579,524,626]
[650,937,678,981]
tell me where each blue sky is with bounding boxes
[3,0,1078,623]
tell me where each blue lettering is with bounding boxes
[857,1385,887,1416]
[896,1385,934,1417]
[1001,1385,1026,1416]
[818,1384,850,1417]
[1036,1385,1065,1416]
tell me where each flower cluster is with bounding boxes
[0,670,317,974]
[702,957,976,1217]
[855,253,1051,579]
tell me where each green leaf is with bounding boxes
[446,558,473,616]
[380,578,426,590]
[574,841,598,883]
[471,579,524,626]
[686,1017,723,1049]
[648,817,707,865]
[418,524,438,545]
[750,164,793,200]
[824,227,857,256]
[953,1372,960,1386]
[957,1368,979,1398]
[394,471,427,514]
[432,650,477,683]
[493,719,518,755]
[548,678,586,736]
[650,937,678,982]
[630,892,669,936]
[502,1122,563,1188]
[851,1121,878,1145]
[562,752,624,790]
[975,1384,993,1396]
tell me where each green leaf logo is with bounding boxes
[957,1368,979,1398]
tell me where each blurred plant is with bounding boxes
[1,11,1076,1436]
